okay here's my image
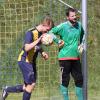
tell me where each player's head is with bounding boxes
[66,8,77,24]
[40,16,54,33]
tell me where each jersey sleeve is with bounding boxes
[49,23,64,35]
[24,31,33,44]
[48,23,64,44]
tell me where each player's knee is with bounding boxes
[25,83,36,93]
[74,74,83,87]
[62,76,70,87]
[75,78,83,87]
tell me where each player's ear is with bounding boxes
[42,24,45,27]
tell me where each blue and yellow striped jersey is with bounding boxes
[18,29,42,63]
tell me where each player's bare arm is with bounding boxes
[24,36,42,52]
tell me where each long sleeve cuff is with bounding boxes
[49,33,61,44]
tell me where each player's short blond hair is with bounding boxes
[41,16,54,28]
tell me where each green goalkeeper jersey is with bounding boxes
[50,21,84,60]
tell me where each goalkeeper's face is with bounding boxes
[67,11,77,24]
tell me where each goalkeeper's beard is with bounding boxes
[69,18,77,25]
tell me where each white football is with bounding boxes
[41,34,53,45]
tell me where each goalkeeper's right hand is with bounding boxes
[58,40,64,48]
[48,32,64,47]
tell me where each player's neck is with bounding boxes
[36,25,42,32]
[69,21,77,26]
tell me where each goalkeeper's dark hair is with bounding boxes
[66,7,77,16]
[41,15,54,28]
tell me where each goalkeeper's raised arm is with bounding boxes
[48,31,64,48]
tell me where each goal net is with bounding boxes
[0,0,82,100]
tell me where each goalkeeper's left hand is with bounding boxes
[41,52,49,60]
[78,44,84,53]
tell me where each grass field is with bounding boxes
[1,91,100,100]
[0,87,100,100]
[0,90,75,100]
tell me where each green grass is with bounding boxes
[0,89,75,100]
[1,90,100,100]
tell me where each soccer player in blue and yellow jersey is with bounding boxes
[49,8,84,100]
[2,16,54,100]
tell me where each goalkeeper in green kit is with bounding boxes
[49,7,84,100]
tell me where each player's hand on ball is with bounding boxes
[42,52,49,60]
[78,44,84,53]
[58,40,64,48]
